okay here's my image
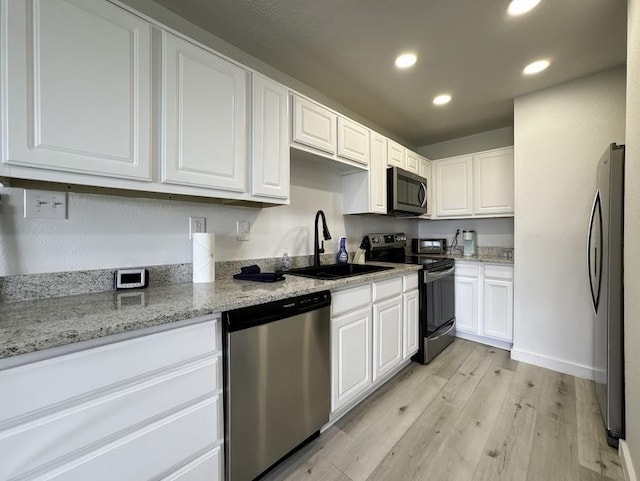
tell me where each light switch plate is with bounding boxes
[236,220,250,241]
[24,190,68,219]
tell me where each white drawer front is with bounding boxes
[0,358,220,481]
[162,446,222,481]
[455,262,480,277]
[373,277,403,302]
[332,284,372,317]
[25,397,220,481]
[0,319,218,423]
[403,273,419,292]
[484,264,514,280]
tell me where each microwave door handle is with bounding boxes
[419,182,427,207]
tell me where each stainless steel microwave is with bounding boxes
[387,167,428,215]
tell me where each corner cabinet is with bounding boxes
[454,261,513,349]
[0,317,223,481]
[160,31,248,192]
[252,74,290,200]
[1,0,152,181]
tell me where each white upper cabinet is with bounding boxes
[419,157,433,217]
[252,74,290,200]
[369,133,388,214]
[435,155,474,217]
[337,118,370,166]
[474,147,514,215]
[387,140,406,169]
[161,31,248,192]
[292,96,337,155]
[405,150,421,174]
[1,0,152,181]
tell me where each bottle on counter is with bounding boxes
[281,252,291,271]
[336,237,348,264]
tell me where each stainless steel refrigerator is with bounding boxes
[587,143,625,447]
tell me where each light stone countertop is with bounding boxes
[0,262,421,361]
[428,253,514,265]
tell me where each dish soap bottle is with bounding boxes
[336,237,348,264]
[281,252,291,271]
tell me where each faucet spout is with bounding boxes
[314,210,332,267]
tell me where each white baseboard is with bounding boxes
[620,440,638,481]
[510,347,594,380]
[455,332,512,351]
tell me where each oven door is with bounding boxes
[387,167,427,215]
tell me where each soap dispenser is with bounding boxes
[336,237,348,264]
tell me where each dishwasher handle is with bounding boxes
[224,290,331,332]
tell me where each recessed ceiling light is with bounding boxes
[523,59,550,75]
[433,94,452,106]
[395,53,417,69]
[507,0,541,16]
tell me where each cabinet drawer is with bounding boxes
[16,397,220,481]
[403,273,419,292]
[373,277,402,302]
[455,262,480,277]
[162,446,222,481]
[484,264,514,280]
[0,359,221,481]
[0,319,219,423]
[332,284,372,317]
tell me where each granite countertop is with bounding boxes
[0,263,421,361]
[429,252,514,265]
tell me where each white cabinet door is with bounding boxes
[406,151,421,174]
[403,289,419,359]
[436,155,473,217]
[483,278,514,341]
[387,140,406,169]
[2,0,152,180]
[455,276,479,334]
[252,74,289,200]
[292,96,337,154]
[369,132,387,214]
[331,307,372,412]
[337,117,370,166]
[474,147,514,215]
[419,157,434,216]
[372,296,403,382]
[161,31,248,192]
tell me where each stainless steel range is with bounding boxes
[363,233,456,364]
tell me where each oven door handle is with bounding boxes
[430,319,456,341]
[418,182,427,208]
[423,266,455,282]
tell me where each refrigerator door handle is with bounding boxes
[587,190,603,315]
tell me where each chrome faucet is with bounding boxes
[314,210,332,267]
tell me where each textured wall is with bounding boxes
[623,0,640,474]
[417,126,514,160]
[0,159,416,276]
[512,67,626,377]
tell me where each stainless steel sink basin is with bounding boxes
[286,263,394,280]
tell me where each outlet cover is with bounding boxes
[189,217,206,239]
[236,220,250,241]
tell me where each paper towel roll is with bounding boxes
[192,233,215,283]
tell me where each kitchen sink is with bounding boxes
[286,263,394,280]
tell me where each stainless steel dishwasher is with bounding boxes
[223,290,331,481]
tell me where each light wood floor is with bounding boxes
[262,339,623,481]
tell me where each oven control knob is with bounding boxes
[372,236,380,244]
[395,235,405,242]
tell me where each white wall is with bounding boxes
[417,126,514,160]
[418,218,514,248]
[0,158,415,276]
[622,0,640,475]
[512,67,626,378]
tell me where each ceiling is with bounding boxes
[151,0,627,146]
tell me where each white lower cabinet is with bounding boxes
[454,262,514,348]
[0,318,223,481]
[330,272,419,414]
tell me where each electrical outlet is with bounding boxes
[236,220,250,241]
[24,190,68,219]
[189,217,206,239]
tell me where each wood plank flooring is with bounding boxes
[262,339,623,481]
